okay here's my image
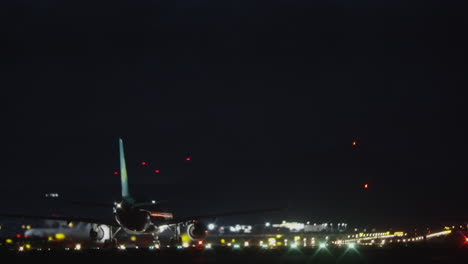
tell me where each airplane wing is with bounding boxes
[166,207,282,224]
[0,213,117,227]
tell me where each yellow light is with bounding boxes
[268,238,276,245]
[276,242,282,246]
[231,239,236,242]
[48,236,53,241]
[294,236,300,241]
[21,225,26,229]
[220,239,225,244]
[26,225,31,229]
[276,235,282,238]
[181,233,190,243]
[6,239,13,244]
[130,236,137,242]
[68,222,74,228]
[55,233,66,240]
[25,244,31,249]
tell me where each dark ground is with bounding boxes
[3,246,468,264]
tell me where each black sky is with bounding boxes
[2,1,467,229]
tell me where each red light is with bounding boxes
[185,157,191,161]
[141,161,147,166]
[51,214,57,217]
[113,171,119,175]
[16,234,21,238]
[24,234,28,238]
[364,184,369,189]
[154,169,160,174]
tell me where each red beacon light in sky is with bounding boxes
[141,161,147,166]
[185,157,191,161]
[113,171,119,175]
[154,169,160,174]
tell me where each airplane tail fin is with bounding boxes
[119,138,130,199]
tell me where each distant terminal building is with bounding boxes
[214,221,348,234]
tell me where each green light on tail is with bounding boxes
[119,138,130,198]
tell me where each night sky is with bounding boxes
[2,1,467,229]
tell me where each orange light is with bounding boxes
[364,184,369,189]
[352,141,357,146]
[150,212,174,218]
[16,234,21,238]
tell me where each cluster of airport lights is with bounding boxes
[9,229,457,253]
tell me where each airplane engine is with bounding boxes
[185,221,207,241]
[89,224,111,242]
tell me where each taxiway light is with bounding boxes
[55,233,66,240]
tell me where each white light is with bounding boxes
[75,244,82,250]
[182,242,189,248]
[208,223,215,230]
[151,200,156,204]
[290,243,297,248]
[348,243,355,249]
[233,244,240,249]
[19,246,24,252]
[262,244,268,249]
[119,245,126,250]
[319,243,326,248]
[265,222,270,227]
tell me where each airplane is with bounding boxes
[1,138,278,246]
